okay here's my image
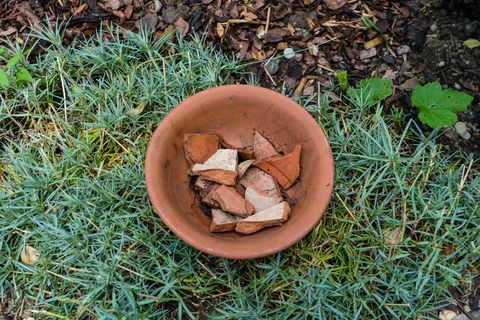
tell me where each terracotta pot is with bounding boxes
[145,85,334,259]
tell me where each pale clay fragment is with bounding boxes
[239,167,281,198]
[209,209,243,232]
[237,159,256,179]
[235,202,290,234]
[191,149,238,185]
[245,187,282,213]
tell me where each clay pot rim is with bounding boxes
[145,84,334,259]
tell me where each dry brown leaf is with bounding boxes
[130,103,146,116]
[21,244,39,265]
[216,23,225,38]
[243,12,258,20]
[385,226,403,245]
[364,37,384,50]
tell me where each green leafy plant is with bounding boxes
[0,47,34,88]
[411,82,473,128]
[348,77,393,103]
[337,71,348,91]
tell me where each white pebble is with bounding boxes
[284,48,295,59]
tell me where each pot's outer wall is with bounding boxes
[145,85,334,259]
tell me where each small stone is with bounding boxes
[154,0,162,12]
[209,209,242,232]
[454,121,470,140]
[324,0,347,10]
[383,69,396,80]
[288,12,308,29]
[464,21,478,37]
[396,45,411,55]
[454,82,462,90]
[254,144,301,189]
[359,47,377,60]
[264,59,279,75]
[430,23,438,33]
[254,130,279,160]
[211,185,254,217]
[135,14,158,29]
[438,61,446,67]
[399,77,420,91]
[256,25,265,39]
[162,6,178,24]
[382,55,396,65]
[308,43,319,56]
[191,149,238,185]
[104,0,123,10]
[302,86,315,96]
[284,48,295,59]
[235,202,291,234]
[452,315,469,320]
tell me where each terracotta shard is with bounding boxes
[183,133,221,165]
[245,187,282,212]
[191,149,238,185]
[211,185,254,217]
[254,144,301,189]
[239,167,281,198]
[209,209,243,232]
[200,184,220,207]
[253,131,279,160]
[235,202,291,234]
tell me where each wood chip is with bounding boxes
[192,149,238,185]
[209,209,242,232]
[235,202,290,234]
[254,144,301,189]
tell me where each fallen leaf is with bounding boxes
[216,23,225,38]
[243,12,258,20]
[130,103,146,116]
[0,27,17,37]
[438,309,458,320]
[21,244,39,265]
[384,226,403,245]
[464,39,480,49]
[364,36,384,50]
[324,0,347,10]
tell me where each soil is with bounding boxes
[0,0,478,317]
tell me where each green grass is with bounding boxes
[1,26,479,319]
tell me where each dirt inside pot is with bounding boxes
[183,131,301,235]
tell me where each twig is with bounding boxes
[265,7,271,34]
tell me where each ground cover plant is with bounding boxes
[0,27,479,319]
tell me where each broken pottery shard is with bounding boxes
[238,146,255,160]
[200,184,220,207]
[191,149,238,185]
[183,133,221,165]
[254,144,301,189]
[239,167,281,198]
[209,209,243,232]
[235,202,291,234]
[253,131,279,160]
[211,184,254,217]
[245,187,282,213]
[237,159,256,179]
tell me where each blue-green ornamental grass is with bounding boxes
[0,26,479,319]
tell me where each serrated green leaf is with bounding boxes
[7,54,20,69]
[337,71,348,91]
[0,68,9,87]
[348,77,393,103]
[412,82,473,129]
[15,67,33,85]
[464,39,480,49]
